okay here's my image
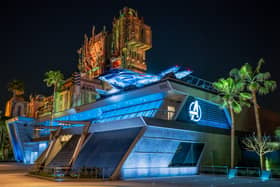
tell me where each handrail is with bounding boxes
[33,109,176,129]
[200,165,264,177]
[235,166,260,170]
[201,165,228,168]
[93,109,176,123]
[181,75,216,93]
[44,166,71,170]
[200,165,229,175]
[235,166,261,177]
[31,166,109,180]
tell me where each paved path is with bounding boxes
[0,162,280,187]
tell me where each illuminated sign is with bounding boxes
[189,100,202,122]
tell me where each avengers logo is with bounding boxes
[189,100,202,122]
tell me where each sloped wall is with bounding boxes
[72,127,142,177]
[121,125,238,178]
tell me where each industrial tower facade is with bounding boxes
[78,7,152,79]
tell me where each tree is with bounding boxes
[7,79,24,97]
[43,70,64,125]
[213,77,251,168]
[0,118,5,160]
[0,117,12,160]
[242,134,278,170]
[230,58,277,141]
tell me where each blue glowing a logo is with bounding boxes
[189,100,202,122]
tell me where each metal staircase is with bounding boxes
[48,135,80,167]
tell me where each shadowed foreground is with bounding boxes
[0,162,280,187]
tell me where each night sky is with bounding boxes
[1,0,280,113]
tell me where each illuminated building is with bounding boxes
[7,76,233,178]
[4,7,280,179]
[5,7,151,119]
[78,7,152,79]
[77,27,110,79]
[3,7,235,178]
[6,7,151,118]
[111,7,152,73]
[5,95,27,118]
[27,95,45,118]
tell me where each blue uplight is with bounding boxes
[261,170,271,182]
[55,92,165,124]
[228,169,237,179]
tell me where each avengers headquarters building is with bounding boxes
[5,7,247,179]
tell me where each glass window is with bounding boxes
[169,142,204,167]
[167,106,175,120]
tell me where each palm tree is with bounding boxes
[230,58,277,141]
[0,119,4,160]
[213,77,251,168]
[43,70,64,125]
[7,80,24,97]
[0,116,11,160]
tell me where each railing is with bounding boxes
[270,168,280,178]
[30,166,109,180]
[181,75,216,93]
[29,108,177,141]
[30,165,280,180]
[30,166,70,178]
[200,165,280,178]
[200,165,262,177]
[93,109,176,123]
[200,165,229,175]
[235,166,261,177]
[70,167,107,179]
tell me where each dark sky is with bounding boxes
[1,0,280,113]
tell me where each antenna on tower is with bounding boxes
[92,26,95,37]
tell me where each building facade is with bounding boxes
[5,7,280,179]
[6,78,235,179]
[5,7,151,120]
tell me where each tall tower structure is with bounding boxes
[77,26,110,79]
[77,7,152,79]
[111,7,152,73]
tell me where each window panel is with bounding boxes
[169,142,204,167]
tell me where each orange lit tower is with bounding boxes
[77,26,110,79]
[77,7,152,79]
[111,7,152,73]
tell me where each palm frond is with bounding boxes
[229,68,240,80]
[258,86,269,95]
[248,82,260,92]
[240,92,252,100]
[7,80,24,93]
[235,81,245,92]
[43,70,64,89]
[254,72,271,81]
[256,58,265,73]
[232,100,242,113]
[264,80,277,92]
[240,63,253,79]
[239,99,251,108]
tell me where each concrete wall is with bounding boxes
[121,126,200,178]
[121,125,240,178]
